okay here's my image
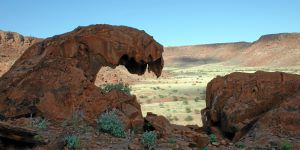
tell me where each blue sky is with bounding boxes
[1,0,299,46]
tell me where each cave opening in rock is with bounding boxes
[118,54,147,75]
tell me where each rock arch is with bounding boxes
[0,25,164,126]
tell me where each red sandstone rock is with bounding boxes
[0,25,164,130]
[145,112,209,148]
[202,71,300,147]
[240,91,300,149]
[0,30,40,51]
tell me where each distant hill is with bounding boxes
[164,42,251,67]
[228,33,300,66]
[164,33,300,67]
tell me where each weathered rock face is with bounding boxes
[0,30,41,76]
[0,30,40,51]
[240,91,300,148]
[0,24,164,128]
[202,71,300,147]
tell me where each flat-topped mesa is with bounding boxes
[0,25,164,127]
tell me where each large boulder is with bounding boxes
[0,24,164,129]
[201,71,300,147]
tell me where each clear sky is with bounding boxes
[1,0,299,46]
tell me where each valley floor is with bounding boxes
[131,63,300,126]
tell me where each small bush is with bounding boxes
[198,147,209,150]
[29,118,49,130]
[102,83,131,95]
[185,107,192,113]
[141,131,157,149]
[159,103,164,108]
[281,141,292,150]
[194,97,200,102]
[172,89,178,93]
[194,109,201,114]
[65,135,81,149]
[235,142,245,149]
[183,100,189,105]
[96,110,125,138]
[168,136,176,144]
[209,134,217,142]
[35,118,49,130]
[173,116,179,121]
[184,115,193,121]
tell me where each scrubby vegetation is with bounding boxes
[101,82,131,95]
[235,142,245,149]
[184,115,193,121]
[198,147,209,150]
[65,135,81,149]
[209,134,217,142]
[167,136,176,144]
[281,141,293,150]
[28,117,49,130]
[61,110,90,133]
[96,110,125,138]
[141,131,157,150]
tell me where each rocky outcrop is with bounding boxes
[0,24,164,129]
[202,71,300,148]
[0,30,40,51]
[240,91,300,148]
[145,112,209,148]
[0,30,41,76]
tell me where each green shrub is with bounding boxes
[29,118,49,130]
[65,135,81,149]
[235,142,245,149]
[159,103,164,108]
[209,134,217,142]
[185,107,192,113]
[194,97,200,102]
[198,147,209,150]
[182,100,189,105]
[281,141,292,150]
[168,136,176,144]
[141,131,157,149]
[184,115,193,121]
[36,118,49,130]
[102,83,131,95]
[96,110,125,138]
